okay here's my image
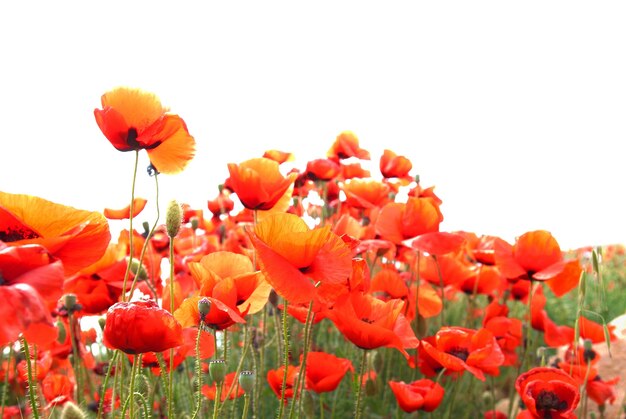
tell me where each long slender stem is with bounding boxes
[192,321,204,419]
[67,313,82,406]
[97,350,119,419]
[242,393,251,419]
[129,171,160,297]
[354,349,368,419]
[217,325,251,416]
[277,300,290,418]
[122,150,140,302]
[20,337,40,419]
[291,301,314,418]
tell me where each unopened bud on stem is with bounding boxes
[166,200,182,238]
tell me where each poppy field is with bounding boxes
[1,86,625,418]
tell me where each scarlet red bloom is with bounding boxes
[94,87,196,174]
[202,372,245,401]
[515,367,580,419]
[420,327,505,381]
[375,197,443,245]
[325,292,418,358]
[103,299,183,354]
[304,351,354,393]
[305,158,341,181]
[227,157,298,210]
[267,365,300,402]
[388,379,445,413]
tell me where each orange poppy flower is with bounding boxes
[515,367,580,419]
[263,149,294,164]
[103,198,148,220]
[325,292,418,358]
[327,131,370,160]
[249,213,352,305]
[341,162,371,179]
[388,379,445,413]
[420,327,505,381]
[0,191,111,275]
[375,197,443,245]
[304,351,354,393]
[94,87,196,174]
[103,299,183,354]
[0,244,63,346]
[410,232,466,256]
[227,157,298,211]
[380,149,412,179]
[207,191,235,217]
[341,179,391,209]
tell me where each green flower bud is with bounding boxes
[56,320,67,344]
[166,200,182,238]
[198,298,211,323]
[210,359,227,384]
[134,373,151,395]
[239,370,255,393]
[98,317,106,331]
[64,294,78,311]
[60,401,87,419]
[190,216,200,230]
[128,259,147,281]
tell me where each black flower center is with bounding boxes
[536,389,567,415]
[0,227,39,242]
[446,346,469,362]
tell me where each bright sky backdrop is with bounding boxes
[1,2,625,250]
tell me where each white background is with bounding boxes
[1,1,625,250]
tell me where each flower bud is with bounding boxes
[198,298,211,323]
[210,359,227,384]
[60,401,87,419]
[56,320,67,344]
[166,200,182,238]
[129,259,147,281]
[239,370,255,393]
[98,317,106,331]
[134,373,151,395]
[190,216,200,230]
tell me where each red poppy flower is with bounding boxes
[0,244,62,346]
[267,365,300,402]
[388,379,445,413]
[305,158,341,181]
[0,192,111,275]
[421,327,505,381]
[515,367,580,419]
[202,372,245,401]
[207,191,235,217]
[304,351,354,393]
[341,179,391,209]
[341,162,371,179]
[325,292,418,358]
[249,213,352,305]
[94,87,196,174]
[103,299,183,354]
[380,149,412,179]
[327,131,370,160]
[41,373,73,407]
[375,197,443,245]
[410,232,466,256]
[586,376,619,407]
[227,157,298,211]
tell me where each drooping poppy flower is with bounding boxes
[303,351,354,393]
[577,315,617,343]
[375,197,443,245]
[380,149,412,179]
[420,327,505,381]
[327,131,370,160]
[325,292,419,358]
[586,376,620,408]
[249,213,352,305]
[267,365,300,402]
[0,191,111,275]
[226,157,298,211]
[94,87,196,174]
[103,299,183,354]
[483,316,523,366]
[0,244,62,346]
[515,367,580,419]
[388,379,445,413]
[103,198,148,220]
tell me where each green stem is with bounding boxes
[354,349,368,419]
[168,237,176,419]
[97,350,119,419]
[291,301,314,419]
[20,337,40,419]
[218,324,251,416]
[122,150,140,302]
[129,171,161,298]
[242,393,250,419]
[155,352,171,414]
[212,385,222,419]
[277,300,290,418]
[192,321,205,419]
[67,313,82,406]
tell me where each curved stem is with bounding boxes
[242,393,250,419]
[122,150,140,302]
